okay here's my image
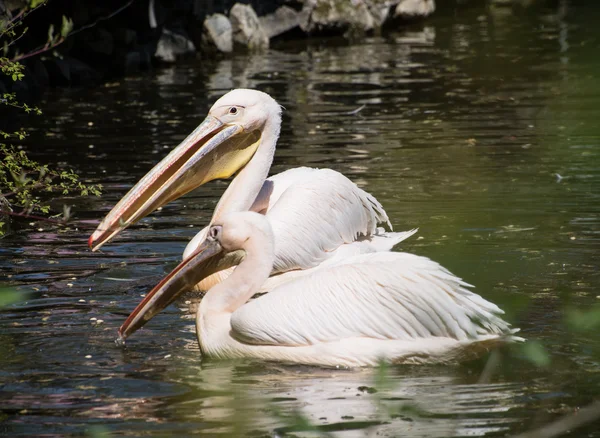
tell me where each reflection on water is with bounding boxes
[163,362,527,437]
[2,1,600,436]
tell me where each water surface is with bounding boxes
[2,2,600,436]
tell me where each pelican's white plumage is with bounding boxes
[184,166,403,271]
[90,89,413,291]
[181,90,412,282]
[184,166,417,290]
[230,253,504,348]
[120,211,521,368]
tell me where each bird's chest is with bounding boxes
[196,310,237,358]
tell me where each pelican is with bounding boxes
[89,89,415,290]
[118,211,521,368]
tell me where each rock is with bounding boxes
[203,13,233,53]
[112,28,138,48]
[43,58,72,87]
[365,0,392,28]
[258,5,300,39]
[138,45,155,70]
[394,0,436,19]
[123,51,142,75]
[72,26,115,74]
[155,28,196,63]
[22,58,48,100]
[300,0,377,35]
[65,57,100,85]
[80,27,114,57]
[229,3,269,50]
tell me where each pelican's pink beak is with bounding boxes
[117,241,243,341]
[89,115,260,251]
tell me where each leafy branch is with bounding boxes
[11,15,73,63]
[0,0,46,37]
[0,1,73,67]
[1,92,42,114]
[0,2,102,237]
[0,145,102,225]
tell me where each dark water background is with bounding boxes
[2,1,600,436]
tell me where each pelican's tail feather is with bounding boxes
[370,228,419,251]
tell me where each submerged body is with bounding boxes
[89,89,412,291]
[120,212,521,368]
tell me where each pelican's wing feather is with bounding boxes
[256,167,393,272]
[258,228,418,292]
[230,252,513,347]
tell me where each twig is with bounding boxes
[0,99,36,110]
[6,8,26,26]
[3,8,26,31]
[2,0,134,65]
[12,36,65,62]
[2,209,65,225]
[346,104,366,115]
[0,181,47,198]
[510,400,600,438]
[2,1,45,35]
[68,0,134,38]
[477,349,502,384]
[4,25,29,49]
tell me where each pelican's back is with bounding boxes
[230,252,517,356]
[258,167,394,272]
[186,167,412,292]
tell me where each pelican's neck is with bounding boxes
[200,232,274,315]
[210,117,280,222]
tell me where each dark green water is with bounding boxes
[2,1,599,436]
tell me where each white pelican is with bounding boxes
[118,211,521,368]
[89,89,415,290]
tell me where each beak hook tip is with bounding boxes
[116,330,127,347]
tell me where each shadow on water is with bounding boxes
[2,1,600,436]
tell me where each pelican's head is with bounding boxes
[117,211,274,341]
[208,88,282,133]
[209,210,274,253]
[88,89,282,251]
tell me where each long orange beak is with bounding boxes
[89,116,261,251]
[117,239,243,341]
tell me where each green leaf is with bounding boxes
[566,306,600,332]
[0,288,24,307]
[374,359,392,391]
[60,16,73,38]
[520,341,551,368]
[62,204,71,221]
[86,425,112,438]
[47,24,54,43]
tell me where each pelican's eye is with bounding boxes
[229,107,238,115]
[209,226,221,241]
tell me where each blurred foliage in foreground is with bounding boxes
[0,287,22,307]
